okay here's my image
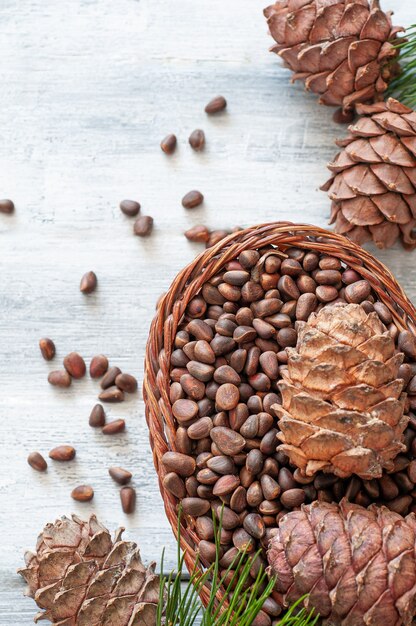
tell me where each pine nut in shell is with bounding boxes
[27,452,47,472]
[39,338,56,361]
[49,445,76,462]
[120,486,136,513]
[71,485,94,502]
[102,419,125,434]
[109,467,132,485]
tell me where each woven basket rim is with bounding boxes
[143,221,416,610]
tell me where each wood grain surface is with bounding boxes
[1,0,415,622]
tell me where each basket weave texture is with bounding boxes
[143,222,416,609]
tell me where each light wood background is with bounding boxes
[1,0,415,622]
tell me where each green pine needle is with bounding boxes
[277,597,319,626]
[388,24,416,108]
[157,510,317,625]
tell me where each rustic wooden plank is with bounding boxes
[0,0,414,622]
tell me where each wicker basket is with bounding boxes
[143,222,416,612]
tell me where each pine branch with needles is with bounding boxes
[157,511,317,625]
[389,25,416,107]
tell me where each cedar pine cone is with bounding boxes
[323,98,416,250]
[267,499,416,626]
[263,0,402,112]
[273,303,408,479]
[18,514,159,625]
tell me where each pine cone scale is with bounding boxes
[78,597,108,625]
[372,134,416,166]
[102,596,137,626]
[86,565,124,599]
[347,138,381,163]
[35,581,61,610]
[405,166,416,188]
[39,551,79,586]
[339,4,369,39]
[373,193,412,223]
[302,430,354,460]
[315,410,368,432]
[372,397,404,426]
[311,5,344,43]
[342,197,383,224]
[63,561,98,590]
[333,383,386,409]
[128,603,157,626]
[84,531,113,559]
[116,569,147,596]
[58,587,87,620]
[140,574,161,604]
[348,38,381,72]
[402,136,416,157]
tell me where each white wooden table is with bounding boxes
[1,0,415,622]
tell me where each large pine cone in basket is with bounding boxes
[144,224,416,625]
[263,0,402,111]
[274,302,408,479]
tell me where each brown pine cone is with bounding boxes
[273,303,408,479]
[18,514,159,625]
[323,98,416,250]
[264,0,402,112]
[267,499,416,626]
